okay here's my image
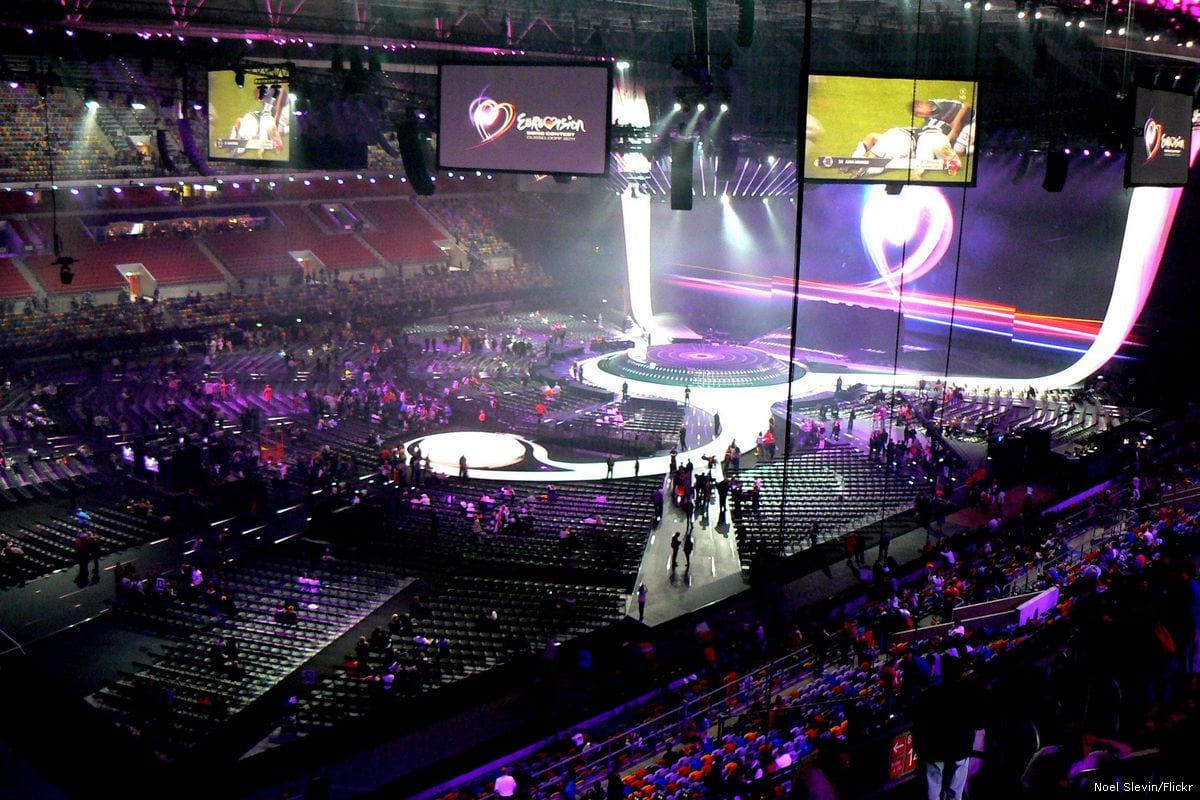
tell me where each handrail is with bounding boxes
[440,451,1174,800]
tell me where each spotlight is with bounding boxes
[673,101,683,112]
[720,103,729,112]
[616,60,630,70]
[697,102,706,111]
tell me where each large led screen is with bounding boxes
[438,64,611,176]
[652,151,1136,380]
[208,71,292,163]
[805,75,979,186]
[1127,87,1193,187]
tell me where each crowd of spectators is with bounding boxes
[428,433,1200,800]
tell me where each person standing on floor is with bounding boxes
[910,656,984,800]
[637,582,647,622]
[670,531,682,570]
[683,531,695,569]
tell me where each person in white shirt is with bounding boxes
[494,767,517,798]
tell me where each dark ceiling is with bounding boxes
[0,0,1195,149]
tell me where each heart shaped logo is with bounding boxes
[1144,118,1163,162]
[469,94,516,147]
[858,185,955,296]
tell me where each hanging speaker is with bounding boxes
[397,119,435,196]
[671,139,695,211]
[1043,152,1068,192]
[737,0,755,47]
[156,128,176,172]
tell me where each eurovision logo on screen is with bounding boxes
[469,90,588,149]
[1143,115,1188,163]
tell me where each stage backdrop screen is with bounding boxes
[207,70,292,163]
[804,75,979,186]
[438,64,611,176]
[1126,87,1193,187]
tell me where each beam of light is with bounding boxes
[621,187,661,336]
[720,196,751,252]
[732,158,752,196]
[761,161,798,196]
[739,162,763,197]
[651,109,680,137]
[749,158,780,195]
[697,151,706,197]
[646,168,666,195]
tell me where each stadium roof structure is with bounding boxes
[0,0,1197,161]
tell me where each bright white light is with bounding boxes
[130,101,146,110]
[673,102,682,112]
[720,103,729,112]
[767,155,777,165]
[85,99,99,110]
[621,190,657,335]
[697,103,706,111]
[1018,9,1026,17]
[719,193,730,205]
[616,60,630,70]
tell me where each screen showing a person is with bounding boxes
[805,75,979,185]
[208,71,292,162]
[1127,87,1193,187]
[438,64,610,175]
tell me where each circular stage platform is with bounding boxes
[598,343,803,388]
